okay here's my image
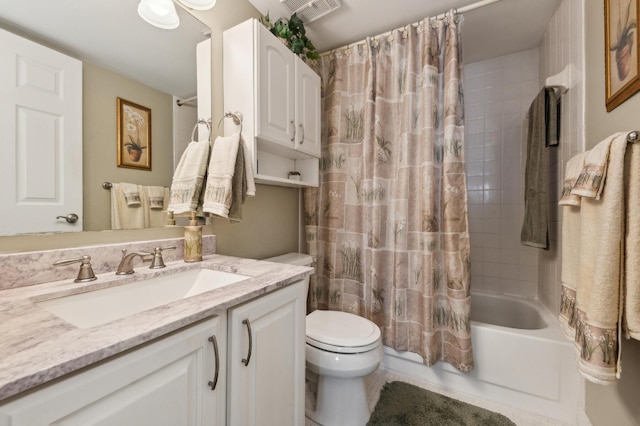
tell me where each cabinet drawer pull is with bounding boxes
[290,120,296,142]
[298,124,304,144]
[242,318,253,366]
[207,335,220,390]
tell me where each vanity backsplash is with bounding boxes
[0,236,216,291]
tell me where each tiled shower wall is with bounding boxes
[538,0,585,315]
[463,0,584,310]
[463,49,541,298]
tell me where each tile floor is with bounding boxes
[305,367,572,426]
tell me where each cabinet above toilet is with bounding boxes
[223,19,321,188]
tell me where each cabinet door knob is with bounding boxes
[298,124,304,144]
[290,120,296,142]
[207,335,220,391]
[241,318,253,366]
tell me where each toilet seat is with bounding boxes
[306,310,381,354]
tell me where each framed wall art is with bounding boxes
[605,0,640,111]
[117,97,152,170]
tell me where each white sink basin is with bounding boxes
[36,269,249,329]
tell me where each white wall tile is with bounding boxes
[537,0,584,315]
[464,48,541,298]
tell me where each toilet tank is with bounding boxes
[265,252,313,267]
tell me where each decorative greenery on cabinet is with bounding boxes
[259,13,320,63]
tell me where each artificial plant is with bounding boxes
[260,12,320,63]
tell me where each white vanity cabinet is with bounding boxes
[0,316,227,426]
[224,19,321,188]
[226,280,307,426]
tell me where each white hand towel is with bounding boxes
[141,185,170,228]
[559,152,586,206]
[203,133,240,218]
[146,185,167,209]
[168,140,211,213]
[110,182,145,230]
[571,133,623,199]
[121,182,141,206]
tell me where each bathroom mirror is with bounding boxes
[0,0,211,235]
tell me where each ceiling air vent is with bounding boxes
[279,0,341,23]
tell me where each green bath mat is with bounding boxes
[368,381,516,426]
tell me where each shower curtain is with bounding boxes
[304,12,473,371]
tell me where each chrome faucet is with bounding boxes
[116,249,152,275]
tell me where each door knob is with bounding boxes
[56,213,79,224]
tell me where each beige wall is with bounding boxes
[0,0,300,260]
[83,62,174,231]
[584,1,640,425]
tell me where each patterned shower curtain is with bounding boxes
[304,12,473,371]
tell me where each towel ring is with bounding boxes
[216,111,243,136]
[191,118,211,142]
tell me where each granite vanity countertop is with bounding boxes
[0,254,312,402]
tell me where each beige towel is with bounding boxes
[559,152,586,206]
[571,133,619,199]
[560,132,628,384]
[624,142,640,339]
[146,185,167,209]
[558,153,585,339]
[203,133,240,218]
[121,182,141,206]
[168,140,211,214]
[143,186,170,228]
[110,182,146,230]
[521,89,551,249]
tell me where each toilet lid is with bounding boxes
[306,310,381,353]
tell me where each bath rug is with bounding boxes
[367,381,516,426]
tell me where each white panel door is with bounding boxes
[0,28,82,235]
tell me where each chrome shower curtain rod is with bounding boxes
[434,0,503,20]
[321,0,503,56]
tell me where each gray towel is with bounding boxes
[521,88,557,249]
[228,140,248,223]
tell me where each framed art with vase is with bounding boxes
[605,0,640,111]
[117,97,152,170]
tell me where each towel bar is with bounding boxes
[102,182,167,190]
[627,131,638,142]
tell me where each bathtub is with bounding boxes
[382,292,582,424]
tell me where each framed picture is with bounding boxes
[117,97,151,170]
[605,0,640,111]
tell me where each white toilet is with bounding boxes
[266,253,383,426]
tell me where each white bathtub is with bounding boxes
[382,292,582,424]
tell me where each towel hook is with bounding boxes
[216,111,243,136]
[191,118,211,142]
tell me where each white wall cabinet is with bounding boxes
[0,316,227,426]
[227,280,307,426]
[224,19,321,188]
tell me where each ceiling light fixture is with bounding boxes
[177,0,216,11]
[137,0,180,29]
